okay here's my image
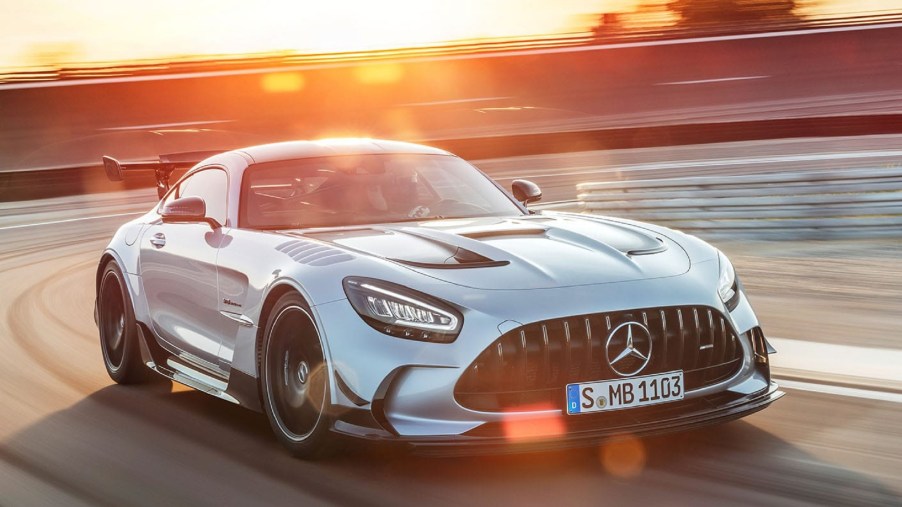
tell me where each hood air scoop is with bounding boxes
[392,247,510,269]
[459,226,548,240]
[301,228,509,269]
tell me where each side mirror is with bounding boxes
[161,196,221,228]
[512,179,542,205]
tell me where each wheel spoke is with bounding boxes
[101,271,127,369]
[266,305,326,442]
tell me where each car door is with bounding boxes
[140,167,230,370]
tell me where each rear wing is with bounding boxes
[102,150,224,199]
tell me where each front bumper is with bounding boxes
[310,254,776,453]
[332,381,784,456]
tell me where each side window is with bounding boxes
[178,168,229,226]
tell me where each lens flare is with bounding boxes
[501,404,565,442]
[599,434,647,478]
[353,63,404,85]
[261,72,305,93]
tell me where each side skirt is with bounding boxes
[135,322,244,406]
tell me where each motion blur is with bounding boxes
[1,1,900,505]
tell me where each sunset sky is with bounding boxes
[0,0,609,68]
[0,0,899,69]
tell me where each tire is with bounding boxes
[260,292,334,458]
[98,261,149,384]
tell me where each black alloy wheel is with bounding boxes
[261,292,333,458]
[99,261,148,384]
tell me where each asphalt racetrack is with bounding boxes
[1,136,900,506]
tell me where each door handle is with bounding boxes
[149,232,166,248]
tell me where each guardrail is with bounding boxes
[577,167,902,238]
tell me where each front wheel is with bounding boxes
[260,293,334,458]
[98,261,149,384]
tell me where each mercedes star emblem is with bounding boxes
[605,321,653,376]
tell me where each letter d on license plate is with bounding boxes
[566,370,684,414]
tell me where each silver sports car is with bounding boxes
[95,139,783,457]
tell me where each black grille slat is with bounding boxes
[583,318,593,381]
[587,316,604,380]
[562,321,573,383]
[456,305,746,412]
[496,340,515,385]
[692,310,703,383]
[675,309,686,369]
[524,330,540,388]
[659,310,668,370]
[541,325,552,387]
[517,330,529,389]
[701,310,714,384]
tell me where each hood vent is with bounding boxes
[460,227,548,240]
[626,238,667,256]
[389,246,509,269]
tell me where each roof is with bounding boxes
[234,138,451,164]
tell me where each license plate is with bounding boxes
[566,370,684,415]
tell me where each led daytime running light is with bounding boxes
[359,283,458,332]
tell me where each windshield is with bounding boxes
[240,153,523,229]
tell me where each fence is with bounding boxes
[576,168,902,239]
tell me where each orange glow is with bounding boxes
[0,0,607,69]
[599,434,647,478]
[170,382,191,393]
[382,109,422,139]
[2,1,899,70]
[501,404,566,442]
[314,129,376,140]
[261,72,306,93]
[353,63,404,85]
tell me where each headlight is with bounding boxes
[717,251,740,311]
[343,277,462,343]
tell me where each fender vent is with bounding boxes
[276,240,353,266]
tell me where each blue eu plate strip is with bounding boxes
[566,384,581,414]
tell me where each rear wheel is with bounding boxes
[260,293,334,458]
[98,261,148,384]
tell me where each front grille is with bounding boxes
[455,306,744,412]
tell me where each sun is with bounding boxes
[294,1,456,52]
[0,0,602,68]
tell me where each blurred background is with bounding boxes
[1,1,901,505]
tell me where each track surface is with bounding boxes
[1,138,901,506]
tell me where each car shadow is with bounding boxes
[2,383,899,506]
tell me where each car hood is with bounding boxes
[294,214,690,290]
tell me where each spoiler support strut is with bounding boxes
[102,150,224,199]
[153,165,175,199]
